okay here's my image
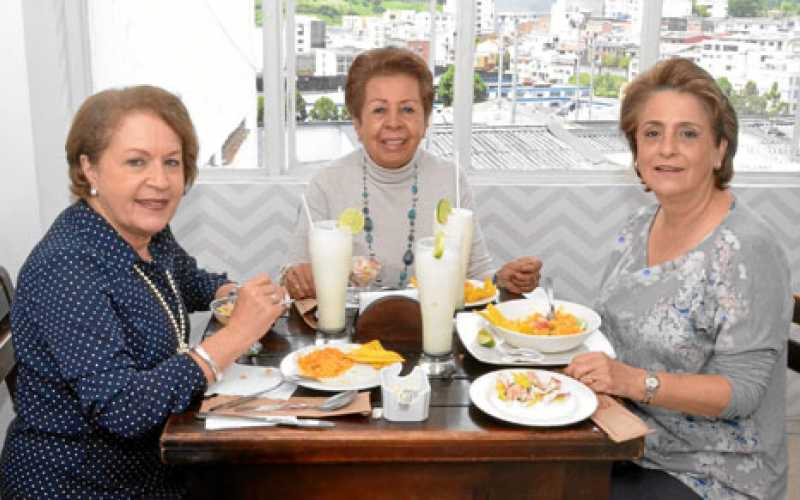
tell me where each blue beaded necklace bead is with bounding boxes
[361,153,418,288]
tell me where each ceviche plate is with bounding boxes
[456,312,615,366]
[469,369,598,427]
[464,279,500,308]
[279,343,384,392]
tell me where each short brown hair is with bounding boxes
[619,57,738,190]
[66,85,199,199]
[345,47,434,122]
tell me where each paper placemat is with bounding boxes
[201,391,371,419]
[590,394,653,443]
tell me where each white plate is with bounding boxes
[456,312,616,366]
[464,279,499,308]
[279,343,386,392]
[470,369,598,427]
[204,364,283,396]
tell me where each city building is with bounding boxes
[295,15,326,54]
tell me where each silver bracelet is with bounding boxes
[192,345,223,383]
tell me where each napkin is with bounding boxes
[201,391,371,420]
[293,298,318,329]
[590,395,653,443]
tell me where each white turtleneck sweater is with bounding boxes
[287,147,495,287]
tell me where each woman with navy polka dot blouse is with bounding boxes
[0,86,287,498]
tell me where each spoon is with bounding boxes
[543,277,556,320]
[246,390,358,413]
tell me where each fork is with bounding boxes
[496,340,544,360]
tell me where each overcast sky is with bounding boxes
[495,0,555,13]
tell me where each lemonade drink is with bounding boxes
[434,208,474,309]
[415,236,460,357]
[309,220,353,332]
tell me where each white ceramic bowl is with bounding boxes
[210,296,235,325]
[487,298,601,353]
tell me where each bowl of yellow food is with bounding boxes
[477,299,600,353]
[211,296,235,325]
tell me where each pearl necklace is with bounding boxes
[361,152,418,287]
[133,264,189,353]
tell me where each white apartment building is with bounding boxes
[446,0,495,35]
[697,33,800,112]
[295,15,326,53]
[604,0,691,41]
[550,0,604,40]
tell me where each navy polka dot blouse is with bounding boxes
[0,200,228,499]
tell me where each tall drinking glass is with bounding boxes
[434,208,474,309]
[309,220,353,334]
[415,236,460,376]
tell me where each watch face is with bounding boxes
[645,375,659,390]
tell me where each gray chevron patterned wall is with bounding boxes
[172,183,800,305]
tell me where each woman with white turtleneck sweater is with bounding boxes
[284,47,542,299]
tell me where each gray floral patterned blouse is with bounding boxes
[596,199,791,500]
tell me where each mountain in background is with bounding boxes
[496,0,555,13]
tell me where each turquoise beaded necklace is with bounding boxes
[361,152,418,288]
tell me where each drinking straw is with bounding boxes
[301,193,313,227]
[455,152,461,209]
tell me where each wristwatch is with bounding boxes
[641,371,660,405]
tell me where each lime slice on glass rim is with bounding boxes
[433,231,445,259]
[436,198,453,225]
[477,328,495,348]
[337,207,365,234]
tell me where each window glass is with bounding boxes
[666,3,800,172]
[292,0,440,167]
[88,0,261,169]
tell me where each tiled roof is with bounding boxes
[426,122,800,172]
[428,124,622,171]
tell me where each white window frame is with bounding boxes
[65,0,800,186]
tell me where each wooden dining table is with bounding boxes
[160,293,643,500]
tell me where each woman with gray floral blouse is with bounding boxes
[565,58,792,500]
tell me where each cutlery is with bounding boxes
[207,373,313,413]
[229,285,294,308]
[496,340,543,360]
[197,413,335,428]
[244,390,357,413]
[543,277,556,320]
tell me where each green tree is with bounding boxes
[764,82,788,116]
[568,72,592,86]
[310,96,339,121]
[592,73,626,98]
[601,53,618,68]
[716,76,734,97]
[296,92,308,122]
[617,55,631,70]
[692,0,711,16]
[780,1,800,15]
[728,0,766,16]
[437,65,488,106]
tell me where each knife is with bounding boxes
[198,412,335,428]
